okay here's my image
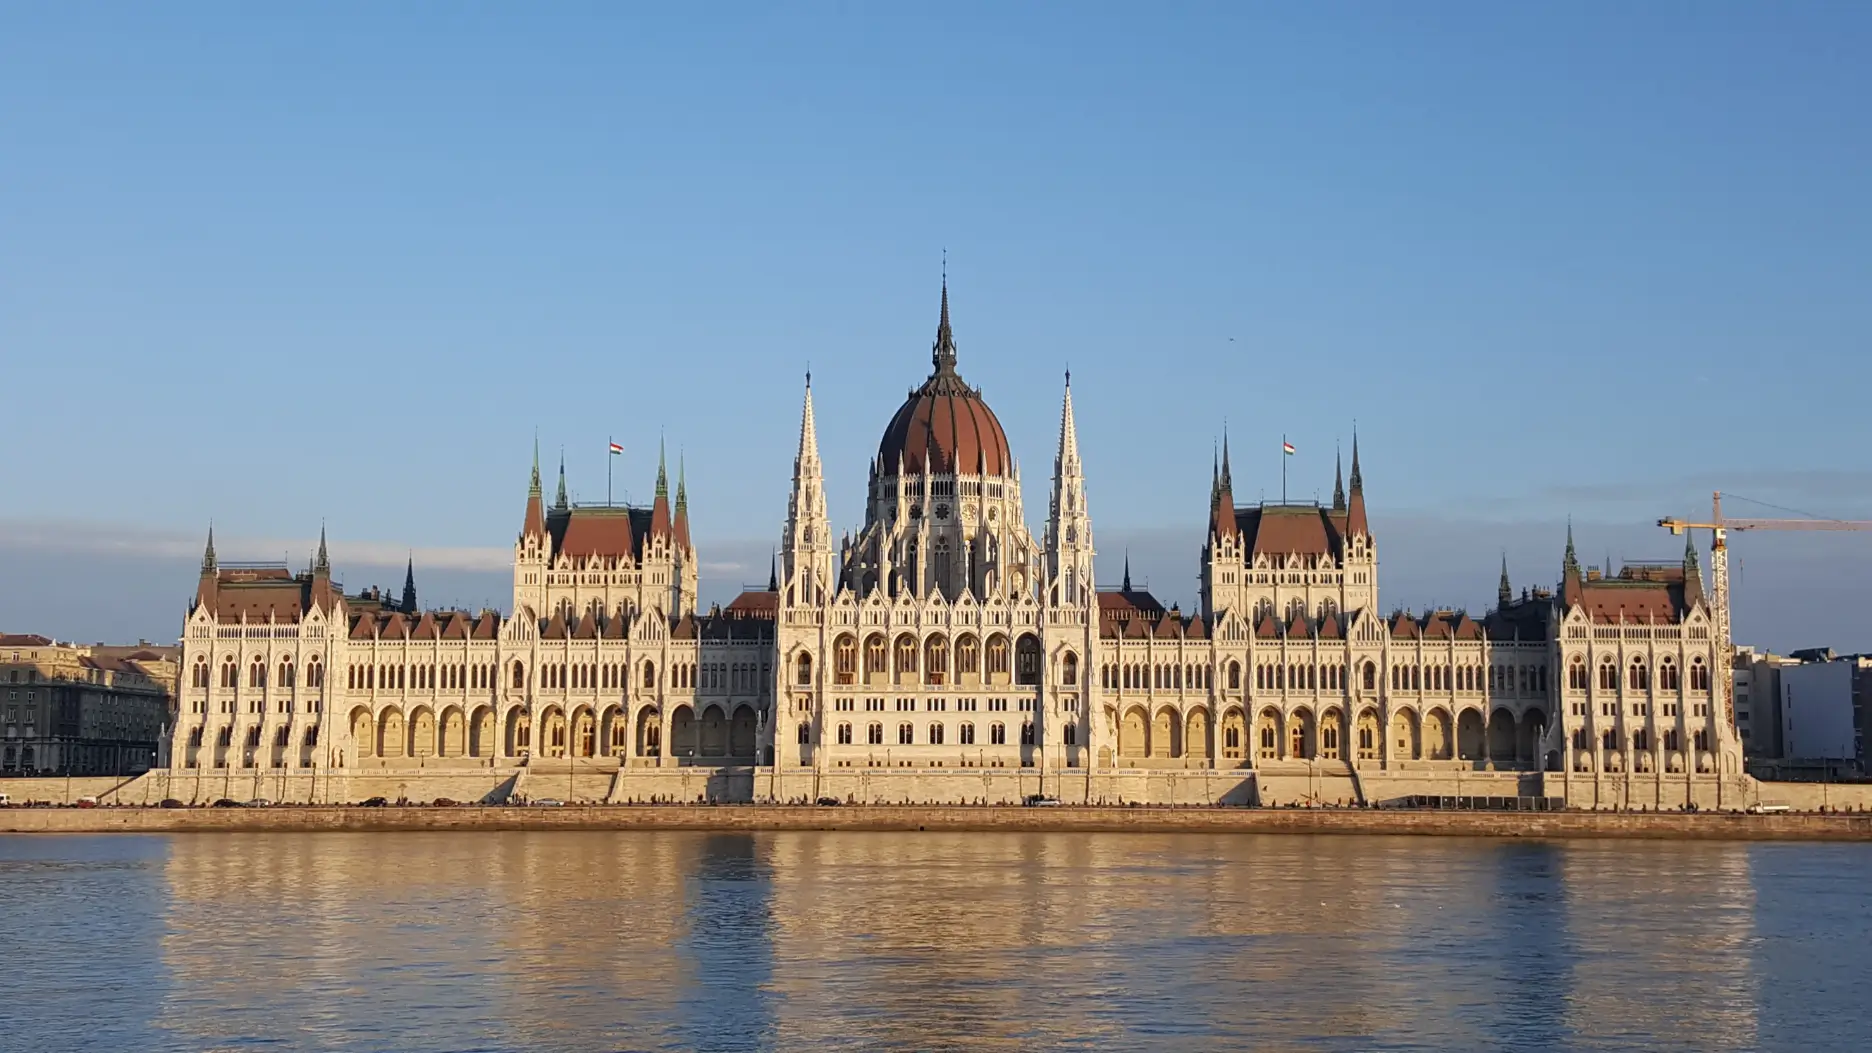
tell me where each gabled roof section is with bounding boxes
[556,508,638,562]
[473,612,501,640]
[1389,612,1420,639]
[543,610,569,640]
[1233,504,1341,562]
[1318,611,1343,640]
[725,590,779,619]
[573,608,600,640]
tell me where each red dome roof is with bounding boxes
[876,285,1012,476]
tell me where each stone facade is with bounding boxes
[1,634,172,775]
[162,283,1743,806]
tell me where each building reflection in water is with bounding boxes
[149,830,1790,1052]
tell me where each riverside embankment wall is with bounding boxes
[6,805,1872,840]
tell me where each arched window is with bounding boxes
[956,634,980,675]
[865,635,888,678]
[1658,656,1679,691]
[643,661,657,689]
[960,722,975,745]
[894,635,919,680]
[1628,660,1649,691]
[897,722,913,745]
[305,655,322,689]
[1568,656,1587,691]
[1690,656,1710,692]
[991,722,1006,745]
[925,635,949,685]
[192,658,209,689]
[248,656,266,689]
[1060,651,1079,686]
[797,722,811,745]
[278,659,295,688]
[512,660,526,689]
[1363,661,1376,692]
[1229,661,1241,691]
[867,722,883,745]
[834,635,857,684]
[837,722,853,744]
[1020,721,1035,745]
[929,722,945,745]
[1598,659,1617,691]
[987,635,1010,677]
[796,651,813,686]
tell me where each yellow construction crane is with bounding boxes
[1659,491,1872,732]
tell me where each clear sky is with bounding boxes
[3,3,1869,648]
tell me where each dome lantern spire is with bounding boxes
[932,273,957,375]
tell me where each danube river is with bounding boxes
[2,832,1867,1052]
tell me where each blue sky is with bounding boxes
[3,3,1869,648]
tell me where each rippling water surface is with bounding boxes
[1,831,1868,1052]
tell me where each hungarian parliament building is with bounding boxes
[163,285,1742,806]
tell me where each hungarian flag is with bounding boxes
[609,442,624,456]
[1282,441,1296,455]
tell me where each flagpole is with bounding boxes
[607,436,613,507]
[1281,433,1287,504]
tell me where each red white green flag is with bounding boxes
[1282,441,1296,455]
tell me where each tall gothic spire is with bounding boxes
[1122,550,1132,593]
[1345,429,1369,537]
[768,551,779,592]
[201,526,217,573]
[555,449,568,509]
[401,557,417,614]
[1332,445,1346,513]
[522,437,546,540]
[315,524,329,574]
[1498,553,1512,608]
[673,454,691,551]
[1564,518,1579,574]
[1220,428,1233,492]
[650,436,672,539]
[932,275,957,374]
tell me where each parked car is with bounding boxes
[75,795,100,808]
[211,799,244,808]
[0,792,11,806]
[815,797,843,807]
[158,798,186,809]
[1023,794,1062,808]
[1749,802,1791,814]
[246,799,274,808]
[358,797,389,808]
[530,798,565,807]
[431,798,458,807]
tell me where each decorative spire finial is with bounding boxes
[1122,549,1132,593]
[530,431,541,494]
[768,550,779,592]
[315,523,329,573]
[655,435,669,500]
[202,525,217,573]
[1498,551,1512,608]
[555,448,568,508]
[932,263,956,372]
[1333,443,1346,512]
[1220,426,1233,492]
[1349,427,1363,492]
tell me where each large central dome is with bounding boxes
[876,284,1012,476]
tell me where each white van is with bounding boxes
[0,792,11,806]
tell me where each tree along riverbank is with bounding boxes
[5,804,1871,840]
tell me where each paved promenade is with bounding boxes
[4,804,1870,840]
